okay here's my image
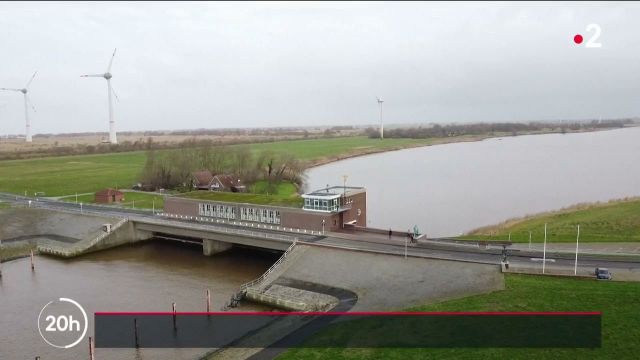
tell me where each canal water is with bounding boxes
[306,126,640,237]
[0,241,277,360]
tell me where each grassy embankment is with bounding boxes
[280,274,640,360]
[0,243,37,262]
[0,137,436,209]
[459,198,640,243]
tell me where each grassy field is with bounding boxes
[280,274,640,360]
[180,189,303,207]
[249,180,298,195]
[0,136,434,198]
[460,198,640,243]
[0,151,147,197]
[59,191,166,210]
[244,136,435,162]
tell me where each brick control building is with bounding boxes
[163,186,366,232]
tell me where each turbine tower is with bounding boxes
[81,48,119,144]
[1,72,38,142]
[376,96,384,139]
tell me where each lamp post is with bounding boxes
[542,223,547,274]
[342,174,348,195]
[574,225,580,275]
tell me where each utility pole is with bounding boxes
[574,224,580,275]
[377,97,384,139]
[404,234,408,259]
[542,223,547,274]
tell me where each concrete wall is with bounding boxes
[259,243,504,311]
[87,221,153,253]
[0,208,119,242]
[203,238,233,256]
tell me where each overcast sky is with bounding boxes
[1,1,640,135]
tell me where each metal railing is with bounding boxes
[37,218,129,257]
[140,215,299,243]
[157,212,323,238]
[239,238,299,292]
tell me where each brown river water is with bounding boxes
[307,126,640,237]
[0,241,278,360]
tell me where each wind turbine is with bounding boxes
[81,48,119,144]
[1,72,38,142]
[376,96,384,139]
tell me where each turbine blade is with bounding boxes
[80,74,104,78]
[107,48,117,72]
[25,71,37,89]
[0,88,22,92]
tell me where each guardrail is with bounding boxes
[158,212,323,237]
[140,215,300,243]
[239,238,299,293]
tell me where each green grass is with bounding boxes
[459,199,640,243]
[244,136,434,161]
[0,136,433,198]
[279,274,640,360]
[0,151,147,197]
[180,190,303,208]
[250,180,298,196]
[59,191,166,210]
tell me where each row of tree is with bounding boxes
[366,119,633,139]
[139,145,306,193]
[0,134,328,161]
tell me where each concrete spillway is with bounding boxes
[243,242,505,311]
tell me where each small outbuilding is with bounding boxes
[95,188,124,203]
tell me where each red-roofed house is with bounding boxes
[191,171,246,192]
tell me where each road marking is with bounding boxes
[530,258,555,262]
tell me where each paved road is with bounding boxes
[2,192,639,273]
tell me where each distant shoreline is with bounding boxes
[304,125,635,170]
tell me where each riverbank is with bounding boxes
[460,197,640,242]
[304,126,626,169]
[0,207,123,261]
[0,242,36,262]
[0,125,629,200]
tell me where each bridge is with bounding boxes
[2,193,639,274]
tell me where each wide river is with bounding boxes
[306,126,640,237]
[0,242,277,360]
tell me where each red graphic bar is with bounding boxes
[96,311,601,316]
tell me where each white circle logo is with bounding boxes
[37,298,88,349]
